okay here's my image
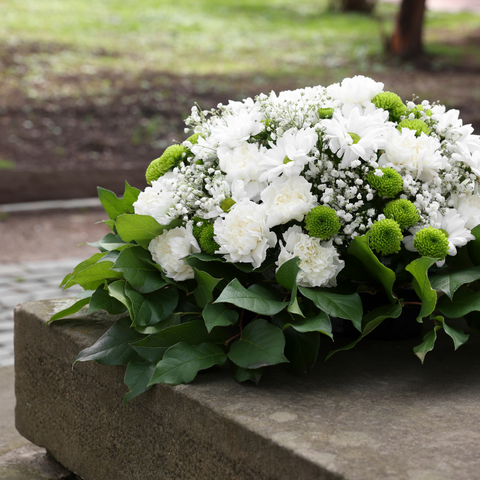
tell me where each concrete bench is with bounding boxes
[14,299,480,480]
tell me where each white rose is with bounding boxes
[261,175,316,228]
[276,226,344,288]
[214,198,276,268]
[148,224,200,281]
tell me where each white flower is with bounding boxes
[261,175,316,228]
[452,143,480,178]
[214,198,276,268]
[432,209,475,257]
[452,192,480,229]
[217,142,267,200]
[148,224,200,281]
[326,75,384,108]
[379,128,446,183]
[276,226,345,288]
[133,173,177,225]
[259,127,318,182]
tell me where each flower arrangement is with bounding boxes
[51,75,480,403]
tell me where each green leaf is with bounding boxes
[405,257,437,322]
[74,317,143,366]
[467,224,480,265]
[202,302,239,333]
[228,319,289,369]
[347,235,396,303]
[99,218,116,233]
[230,363,263,384]
[283,328,320,374]
[434,316,470,350]
[125,284,179,326]
[107,280,133,317]
[88,233,129,252]
[124,181,141,214]
[62,260,123,291]
[413,326,441,364]
[116,214,182,249]
[113,246,167,293]
[275,257,300,291]
[87,285,128,315]
[60,252,107,287]
[431,266,480,301]
[123,360,156,404]
[280,310,333,339]
[134,313,182,335]
[149,342,227,385]
[214,278,287,316]
[437,287,480,318]
[131,318,225,363]
[98,186,126,220]
[299,287,363,331]
[47,296,91,324]
[193,268,221,309]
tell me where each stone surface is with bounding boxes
[15,299,480,480]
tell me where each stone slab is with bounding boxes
[14,299,480,480]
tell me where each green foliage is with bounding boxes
[405,257,437,322]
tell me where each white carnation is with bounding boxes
[276,226,344,288]
[214,198,276,268]
[261,175,316,228]
[148,224,200,281]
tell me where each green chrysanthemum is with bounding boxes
[413,227,449,259]
[397,119,431,137]
[305,206,341,240]
[369,218,403,256]
[199,223,220,255]
[221,198,236,213]
[318,107,334,119]
[372,92,407,121]
[367,167,404,198]
[186,133,200,145]
[383,199,420,230]
[192,216,208,241]
[145,144,186,185]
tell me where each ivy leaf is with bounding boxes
[276,257,304,317]
[230,363,263,384]
[228,319,289,369]
[74,317,143,366]
[123,360,156,405]
[131,319,226,364]
[62,259,123,291]
[436,287,480,318]
[347,235,396,303]
[202,302,239,333]
[107,280,133,317]
[116,214,182,249]
[283,328,320,374]
[299,287,363,331]
[434,316,470,351]
[123,181,141,214]
[430,266,480,300]
[214,278,287,316]
[47,296,92,324]
[88,285,128,315]
[125,284,179,326]
[413,326,442,364]
[97,187,126,220]
[148,342,227,386]
[279,310,333,339]
[60,252,107,288]
[134,313,182,335]
[405,257,437,322]
[193,268,221,309]
[113,246,167,293]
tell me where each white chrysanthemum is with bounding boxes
[133,172,177,225]
[259,127,318,182]
[190,135,217,162]
[217,142,267,200]
[148,224,200,281]
[261,175,316,228]
[432,209,475,257]
[276,226,345,288]
[452,143,480,178]
[214,198,277,268]
[322,105,388,168]
[452,192,480,229]
[379,128,446,183]
[326,75,384,108]
[209,109,264,149]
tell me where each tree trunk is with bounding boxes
[340,0,376,12]
[388,0,426,59]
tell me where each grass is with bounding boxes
[1,1,479,100]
